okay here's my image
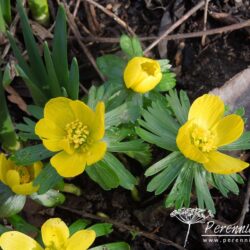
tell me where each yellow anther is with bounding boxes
[65,120,90,149]
[191,125,216,153]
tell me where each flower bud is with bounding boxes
[124,57,162,93]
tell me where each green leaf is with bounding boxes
[105,102,140,128]
[0,2,6,33]
[211,173,240,197]
[52,5,68,89]
[139,110,177,147]
[155,72,176,92]
[96,55,126,82]
[2,63,13,87]
[33,164,63,194]
[108,139,148,153]
[103,153,136,190]
[126,150,152,166]
[194,165,215,213]
[7,31,33,81]
[145,151,182,176]
[120,34,143,57]
[27,105,44,120]
[149,100,180,134]
[67,58,79,99]
[69,219,91,235]
[0,71,19,151]
[105,86,128,111]
[10,144,54,166]
[30,189,65,207]
[165,160,195,208]
[166,89,190,125]
[16,0,48,89]
[0,224,10,234]
[0,182,14,204]
[231,173,244,184]
[89,242,130,250]
[0,194,26,218]
[157,59,171,72]
[15,65,47,106]
[16,117,37,141]
[136,127,177,152]
[0,0,11,24]
[43,42,61,97]
[220,131,250,151]
[87,223,113,237]
[87,161,120,190]
[147,156,185,194]
[8,214,38,234]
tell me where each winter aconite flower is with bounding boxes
[35,97,107,178]
[176,94,249,174]
[124,57,162,93]
[0,218,96,250]
[0,153,42,195]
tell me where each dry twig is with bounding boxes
[80,20,250,44]
[59,205,186,250]
[85,0,135,36]
[143,0,205,55]
[73,0,81,17]
[201,0,210,46]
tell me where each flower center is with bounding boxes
[141,62,156,76]
[65,119,90,150]
[13,166,31,184]
[191,125,216,152]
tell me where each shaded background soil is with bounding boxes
[1,0,250,249]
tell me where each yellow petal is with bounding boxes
[132,75,160,93]
[35,118,64,152]
[188,94,224,129]
[0,153,11,184]
[212,114,244,147]
[90,102,105,141]
[35,118,64,139]
[44,97,75,129]
[69,100,95,127]
[12,182,39,195]
[66,230,96,250]
[204,151,249,174]
[61,138,75,155]
[5,170,20,187]
[176,121,208,163]
[50,151,86,177]
[124,57,146,88]
[86,141,107,166]
[41,218,69,249]
[42,138,64,152]
[0,231,43,250]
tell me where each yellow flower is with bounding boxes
[176,94,249,174]
[124,57,162,93]
[35,97,107,178]
[0,218,96,250]
[0,153,42,195]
